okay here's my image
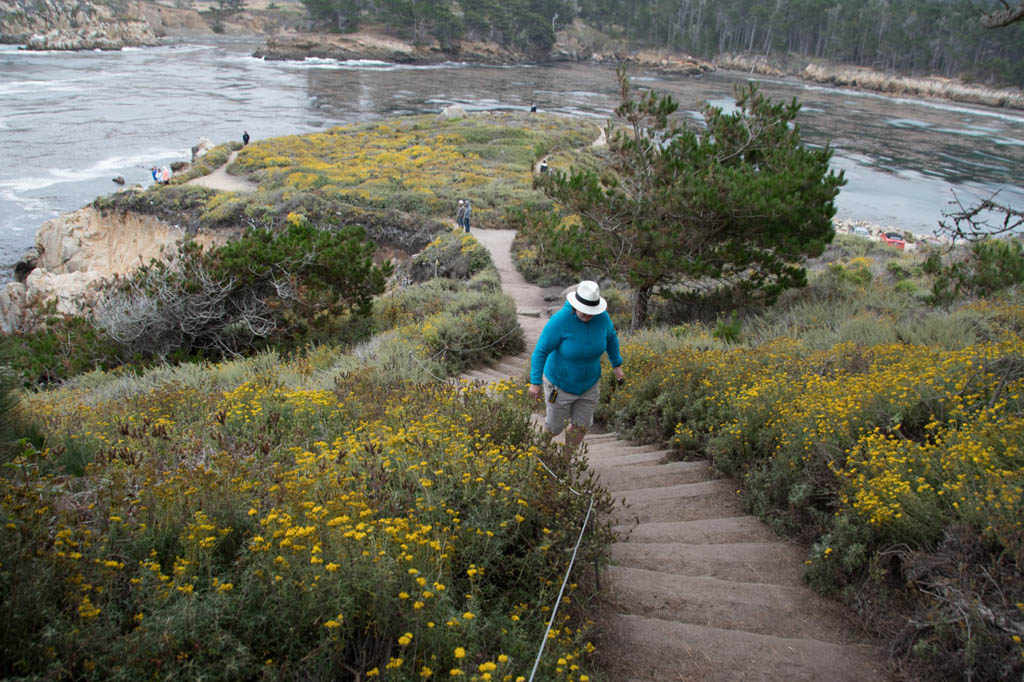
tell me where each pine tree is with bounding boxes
[525,66,845,329]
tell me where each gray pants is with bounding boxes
[543,378,599,435]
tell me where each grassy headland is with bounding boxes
[2,105,1023,681]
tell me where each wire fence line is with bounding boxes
[527,495,596,682]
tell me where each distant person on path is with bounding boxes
[530,103,537,113]
[242,130,250,146]
[462,200,471,233]
[150,167,159,184]
[456,199,465,229]
[529,280,625,451]
[540,158,548,174]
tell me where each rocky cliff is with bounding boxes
[254,23,712,75]
[0,205,226,333]
[0,0,209,50]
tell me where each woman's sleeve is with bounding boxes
[530,320,558,385]
[606,319,623,368]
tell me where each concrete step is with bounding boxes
[583,441,666,456]
[595,459,713,492]
[587,450,674,468]
[603,565,863,643]
[596,612,887,682]
[609,540,806,587]
[613,516,779,545]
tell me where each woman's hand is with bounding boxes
[528,384,542,401]
[613,366,625,383]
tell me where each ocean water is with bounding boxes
[2,36,1023,278]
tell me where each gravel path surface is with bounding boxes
[186,151,257,193]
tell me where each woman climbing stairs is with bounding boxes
[462,229,889,681]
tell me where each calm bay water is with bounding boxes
[2,36,1023,278]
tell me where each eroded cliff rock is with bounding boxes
[1,205,226,333]
[0,0,209,50]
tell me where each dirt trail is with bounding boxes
[186,151,257,193]
[462,228,890,682]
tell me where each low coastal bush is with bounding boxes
[94,184,217,229]
[598,300,1024,679]
[0,312,124,386]
[925,239,1024,307]
[3,365,612,680]
[357,274,523,385]
[405,227,494,283]
[92,214,392,360]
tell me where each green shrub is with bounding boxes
[0,313,123,386]
[0,368,44,464]
[93,216,392,360]
[713,311,742,343]
[94,184,216,229]
[925,238,1024,306]
[406,228,493,283]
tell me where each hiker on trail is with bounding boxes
[530,103,537,113]
[539,158,548,174]
[462,200,472,233]
[456,199,465,229]
[528,280,625,451]
[242,130,250,146]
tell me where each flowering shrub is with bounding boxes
[2,369,611,680]
[601,305,1024,678]
[233,114,597,229]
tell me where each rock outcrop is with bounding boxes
[0,0,210,50]
[437,104,467,120]
[255,23,713,75]
[0,205,226,333]
[801,63,1024,110]
[255,30,465,64]
[591,48,712,75]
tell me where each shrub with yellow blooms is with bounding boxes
[601,305,1024,679]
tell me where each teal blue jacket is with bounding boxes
[530,302,623,395]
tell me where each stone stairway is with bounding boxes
[462,229,889,681]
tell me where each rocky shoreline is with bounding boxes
[715,54,1024,111]
[3,1,1018,110]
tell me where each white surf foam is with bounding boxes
[0,148,188,193]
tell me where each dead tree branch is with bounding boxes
[982,1,1024,28]
[937,190,1024,242]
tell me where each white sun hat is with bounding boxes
[567,280,607,315]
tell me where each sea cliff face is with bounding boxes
[0,0,209,50]
[254,24,713,76]
[0,205,226,333]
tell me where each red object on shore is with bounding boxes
[881,232,906,250]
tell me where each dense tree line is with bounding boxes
[299,0,1023,84]
[299,0,577,54]
[577,0,1023,84]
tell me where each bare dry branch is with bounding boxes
[937,190,1024,242]
[982,1,1024,27]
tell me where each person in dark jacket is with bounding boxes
[242,130,250,146]
[462,200,472,233]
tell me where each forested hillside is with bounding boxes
[299,0,1024,84]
